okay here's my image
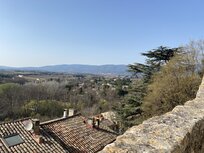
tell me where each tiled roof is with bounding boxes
[41,114,118,153]
[0,114,118,153]
[0,118,67,153]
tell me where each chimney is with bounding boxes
[68,108,75,117]
[32,119,40,135]
[95,118,100,128]
[87,117,100,128]
[63,109,68,118]
[32,119,44,144]
[87,118,94,127]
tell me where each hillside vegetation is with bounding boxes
[114,40,204,132]
[0,72,130,122]
[0,40,203,135]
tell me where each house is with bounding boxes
[0,118,66,153]
[0,109,118,153]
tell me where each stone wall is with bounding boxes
[99,77,204,153]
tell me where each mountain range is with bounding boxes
[0,64,130,76]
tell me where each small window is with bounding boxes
[3,134,24,147]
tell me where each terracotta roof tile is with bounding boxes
[0,119,67,153]
[0,114,118,153]
[41,114,118,153]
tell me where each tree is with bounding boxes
[114,46,180,132]
[142,46,179,64]
[22,100,70,121]
[0,83,22,119]
[113,79,145,132]
[182,40,204,76]
[129,46,180,83]
[142,53,202,117]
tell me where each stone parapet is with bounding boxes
[100,77,204,153]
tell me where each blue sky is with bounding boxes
[0,0,204,67]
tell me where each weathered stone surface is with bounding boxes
[99,77,204,153]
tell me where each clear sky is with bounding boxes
[0,0,204,67]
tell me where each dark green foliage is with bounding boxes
[116,88,128,97]
[114,79,145,132]
[142,46,180,64]
[129,46,180,83]
[115,46,181,132]
[128,63,149,78]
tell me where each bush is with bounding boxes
[142,54,202,117]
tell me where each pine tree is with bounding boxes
[129,46,180,83]
[115,46,180,132]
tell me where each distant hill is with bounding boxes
[0,64,130,76]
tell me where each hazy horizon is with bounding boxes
[0,63,128,68]
[1,0,204,67]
